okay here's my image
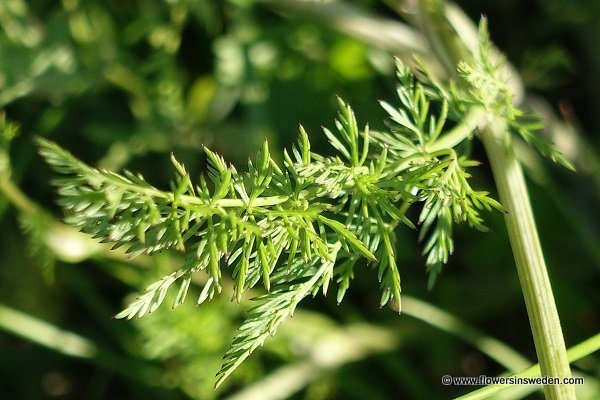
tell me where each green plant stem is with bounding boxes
[258,0,447,76]
[479,116,575,399]
[427,107,486,152]
[0,303,163,385]
[225,322,398,400]
[456,331,600,400]
[402,295,530,372]
[0,177,40,214]
[415,1,575,398]
[91,179,290,209]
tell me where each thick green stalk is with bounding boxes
[480,118,575,399]
[415,1,575,398]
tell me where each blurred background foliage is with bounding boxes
[0,0,598,399]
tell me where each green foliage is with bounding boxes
[38,50,527,383]
[372,61,502,287]
[133,288,260,400]
[457,20,575,171]
[1,0,598,398]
